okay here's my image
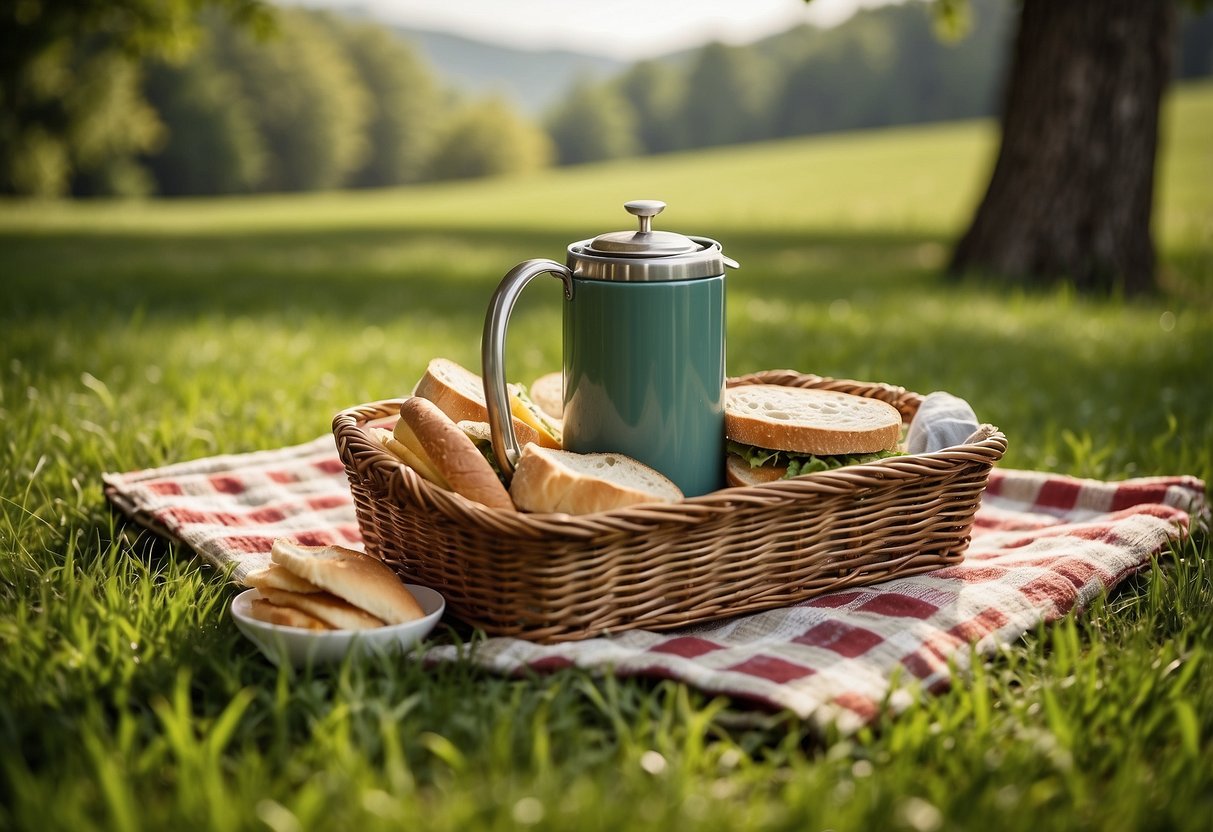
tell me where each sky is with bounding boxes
[292,0,902,60]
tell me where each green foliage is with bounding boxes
[141,47,266,196]
[682,42,776,148]
[546,77,640,165]
[210,9,370,192]
[2,1,545,198]
[614,60,688,154]
[0,0,271,197]
[335,20,443,188]
[545,0,1014,166]
[0,83,1210,830]
[431,97,553,180]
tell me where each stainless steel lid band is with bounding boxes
[567,237,732,282]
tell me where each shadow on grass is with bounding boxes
[4,225,1210,479]
[0,225,952,325]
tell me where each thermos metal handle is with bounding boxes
[482,258,573,481]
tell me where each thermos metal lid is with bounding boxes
[568,200,738,282]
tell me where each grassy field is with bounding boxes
[1,81,1211,831]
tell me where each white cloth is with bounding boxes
[905,391,981,454]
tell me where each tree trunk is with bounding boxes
[949,0,1176,293]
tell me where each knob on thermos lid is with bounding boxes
[568,200,738,282]
[588,200,701,256]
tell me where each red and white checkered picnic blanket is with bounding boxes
[103,436,1208,733]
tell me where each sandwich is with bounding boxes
[372,396,516,511]
[244,540,425,630]
[412,358,562,449]
[724,384,904,487]
[455,420,507,484]
[509,445,684,515]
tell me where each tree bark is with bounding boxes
[949,0,1176,293]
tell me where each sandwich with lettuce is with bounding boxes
[724,384,904,487]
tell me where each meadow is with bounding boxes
[1,82,1210,831]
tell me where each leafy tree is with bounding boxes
[210,9,369,192]
[774,27,890,136]
[681,42,775,148]
[546,78,640,165]
[334,20,442,187]
[614,60,687,154]
[0,0,269,197]
[431,97,553,180]
[776,0,1010,137]
[142,39,266,195]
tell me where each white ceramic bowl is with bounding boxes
[230,585,445,667]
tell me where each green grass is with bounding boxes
[1,81,1211,831]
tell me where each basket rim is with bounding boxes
[332,370,1006,541]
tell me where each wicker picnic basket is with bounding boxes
[332,370,1007,643]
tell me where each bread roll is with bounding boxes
[270,540,426,624]
[509,445,683,515]
[725,385,902,456]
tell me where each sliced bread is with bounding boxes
[249,597,330,630]
[724,454,787,488]
[509,445,684,515]
[245,562,324,595]
[412,357,560,449]
[270,540,425,624]
[725,384,902,456]
[258,587,387,630]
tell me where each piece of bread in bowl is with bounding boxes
[509,445,684,515]
[245,562,323,595]
[249,598,329,630]
[270,540,426,625]
[244,541,428,632]
[257,586,387,630]
[725,384,904,487]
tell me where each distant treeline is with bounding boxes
[545,0,1213,166]
[137,10,552,197]
[547,0,1014,165]
[5,1,1211,198]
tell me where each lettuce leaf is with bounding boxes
[466,435,508,486]
[726,440,902,479]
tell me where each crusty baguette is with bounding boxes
[270,540,426,625]
[258,587,387,630]
[397,397,515,511]
[245,562,324,595]
[528,371,564,420]
[249,598,331,630]
[412,358,560,449]
[724,454,788,488]
[509,445,683,515]
[725,385,902,456]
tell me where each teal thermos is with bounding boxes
[483,200,737,498]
